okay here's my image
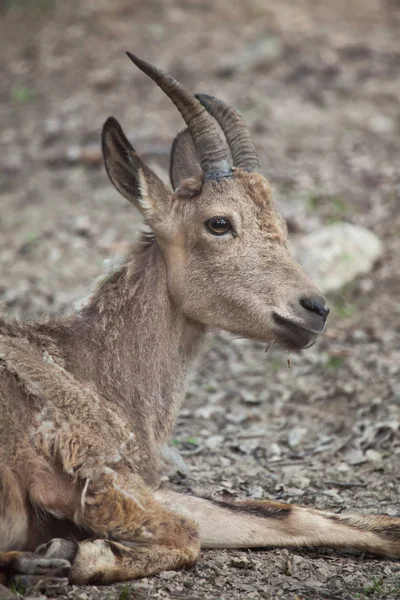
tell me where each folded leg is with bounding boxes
[39,537,196,585]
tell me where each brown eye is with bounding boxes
[206,217,232,236]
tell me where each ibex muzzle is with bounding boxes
[272,293,329,350]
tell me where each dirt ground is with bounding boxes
[1,0,400,598]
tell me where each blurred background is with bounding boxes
[0,1,399,599]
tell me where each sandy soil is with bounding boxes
[0,1,399,598]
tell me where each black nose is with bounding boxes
[300,297,330,321]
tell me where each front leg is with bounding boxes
[0,337,199,584]
[70,472,199,583]
[29,471,199,585]
[64,538,196,585]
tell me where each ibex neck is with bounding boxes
[67,242,206,447]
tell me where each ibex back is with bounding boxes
[0,53,398,588]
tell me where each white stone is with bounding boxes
[287,426,308,448]
[365,449,383,466]
[292,223,383,293]
[206,435,224,449]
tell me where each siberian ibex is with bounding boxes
[0,53,399,588]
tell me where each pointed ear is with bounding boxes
[102,116,170,216]
[169,128,203,191]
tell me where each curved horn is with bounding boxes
[126,53,232,180]
[195,94,260,173]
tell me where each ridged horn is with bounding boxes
[126,53,232,181]
[195,94,260,173]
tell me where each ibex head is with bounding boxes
[102,53,329,350]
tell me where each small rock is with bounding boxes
[226,409,247,425]
[290,475,311,490]
[288,427,307,448]
[219,481,234,489]
[248,485,264,499]
[233,440,259,455]
[293,223,383,293]
[230,556,255,569]
[240,389,261,405]
[359,278,374,293]
[194,406,222,419]
[205,435,224,449]
[369,114,393,134]
[269,442,282,457]
[320,489,345,503]
[43,117,62,144]
[365,449,383,466]
[65,145,81,164]
[158,570,179,579]
[352,329,368,342]
[343,448,366,465]
[337,462,351,472]
[179,408,192,418]
[72,215,92,236]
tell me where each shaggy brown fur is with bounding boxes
[0,57,399,587]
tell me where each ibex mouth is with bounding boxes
[272,313,324,350]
